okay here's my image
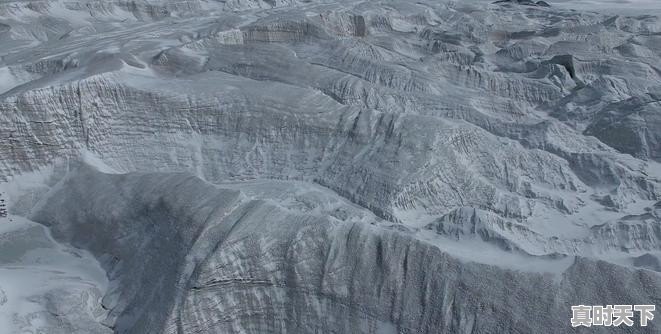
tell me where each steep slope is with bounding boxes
[2,0,661,256]
[29,165,661,333]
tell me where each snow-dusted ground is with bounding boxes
[0,216,109,333]
[1,0,661,332]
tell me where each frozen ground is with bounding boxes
[1,0,661,332]
[0,215,109,334]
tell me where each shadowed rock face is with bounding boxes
[585,93,661,162]
[634,253,661,272]
[29,166,661,333]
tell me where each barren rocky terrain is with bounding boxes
[1,0,660,332]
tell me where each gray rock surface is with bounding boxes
[0,0,660,332]
[30,165,661,333]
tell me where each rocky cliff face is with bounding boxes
[1,0,661,332]
[29,166,661,334]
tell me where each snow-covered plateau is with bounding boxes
[1,0,661,332]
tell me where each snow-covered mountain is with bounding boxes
[1,0,660,332]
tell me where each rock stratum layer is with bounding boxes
[1,0,661,332]
[30,165,661,333]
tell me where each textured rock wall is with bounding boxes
[2,0,661,332]
[30,166,661,333]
